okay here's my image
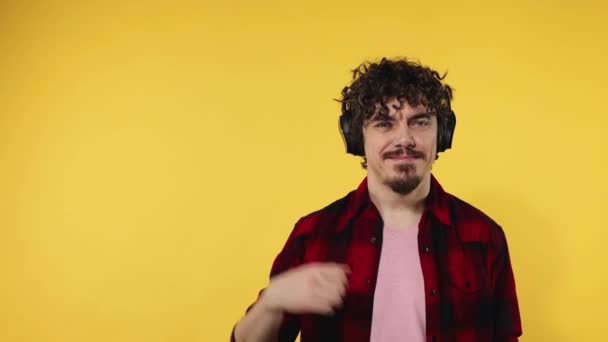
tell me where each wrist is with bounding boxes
[257,288,284,316]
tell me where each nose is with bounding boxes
[394,123,416,148]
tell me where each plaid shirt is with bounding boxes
[233,175,522,341]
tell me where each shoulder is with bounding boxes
[269,190,357,274]
[449,193,509,248]
[289,189,357,239]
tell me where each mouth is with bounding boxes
[387,155,417,161]
[384,150,424,161]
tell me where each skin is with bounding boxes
[234,97,440,341]
[363,97,439,230]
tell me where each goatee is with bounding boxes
[385,163,422,195]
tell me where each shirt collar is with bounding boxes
[339,173,454,233]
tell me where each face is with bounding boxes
[362,98,438,195]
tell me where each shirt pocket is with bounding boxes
[447,242,490,294]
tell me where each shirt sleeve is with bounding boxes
[491,229,523,341]
[231,218,308,342]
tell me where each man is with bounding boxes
[232,57,522,341]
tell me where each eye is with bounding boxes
[375,121,393,128]
[411,119,430,127]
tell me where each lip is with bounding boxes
[387,156,416,160]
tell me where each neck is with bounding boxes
[367,173,432,229]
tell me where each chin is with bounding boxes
[385,176,423,195]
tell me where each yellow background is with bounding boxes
[1,1,607,341]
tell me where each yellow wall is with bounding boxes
[1,1,607,341]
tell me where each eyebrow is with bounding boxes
[407,113,434,121]
[370,112,433,120]
[366,111,436,125]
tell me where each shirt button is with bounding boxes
[366,279,372,286]
[370,236,377,244]
[430,288,437,296]
[424,246,430,253]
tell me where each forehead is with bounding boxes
[371,97,429,119]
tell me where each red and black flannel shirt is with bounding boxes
[233,175,522,341]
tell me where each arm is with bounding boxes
[231,220,306,342]
[491,231,522,341]
[231,219,349,342]
[231,291,290,342]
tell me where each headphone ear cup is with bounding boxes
[339,102,365,156]
[339,113,352,152]
[339,111,362,156]
[437,110,456,152]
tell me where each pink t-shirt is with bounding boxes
[370,225,426,342]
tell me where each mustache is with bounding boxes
[383,147,426,160]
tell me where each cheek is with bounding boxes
[362,132,381,155]
[363,143,378,161]
[429,139,438,153]
[420,132,438,152]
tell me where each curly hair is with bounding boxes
[339,57,454,167]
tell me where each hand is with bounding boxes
[259,262,351,316]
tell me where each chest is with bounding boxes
[298,220,492,341]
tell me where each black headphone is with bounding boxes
[339,101,457,156]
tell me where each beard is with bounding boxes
[384,162,423,195]
[379,146,427,195]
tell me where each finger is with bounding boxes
[318,276,348,297]
[317,264,350,284]
[313,283,346,308]
[320,262,351,275]
[316,272,349,297]
[301,297,336,315]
